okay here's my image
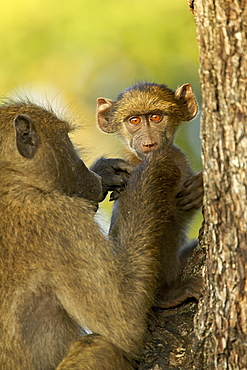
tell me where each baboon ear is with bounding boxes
[97,98,117,133]
[174,83,198,121]
[14,114,40,158]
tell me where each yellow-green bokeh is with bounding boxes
[0,0,202,235]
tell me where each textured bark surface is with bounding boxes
[193,0,247,368]
[139,244,205,369]
[139,1,247,368]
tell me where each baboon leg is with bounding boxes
[57,334,135,370]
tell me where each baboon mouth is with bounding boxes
[141,146,158,154]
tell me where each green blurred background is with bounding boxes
[0,0,202,234]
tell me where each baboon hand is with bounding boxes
[91,157,134,201]
[176,171,203,211]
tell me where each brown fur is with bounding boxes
[96,83,203,307]
[0,100,181,368]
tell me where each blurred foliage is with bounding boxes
[0,0,202,235]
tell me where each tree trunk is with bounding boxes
[192,0,247,368]
[139,2,247,368]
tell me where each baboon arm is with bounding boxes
[50,244,143,357]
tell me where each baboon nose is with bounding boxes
[141,142,158,152]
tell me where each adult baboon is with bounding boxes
[0,100,180,369]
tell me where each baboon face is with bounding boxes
[0,102,103,205]
[96,83,198,160]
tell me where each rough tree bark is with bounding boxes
[140,1,247,369]
[192,0,247,368]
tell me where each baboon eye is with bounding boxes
[150,114,162,122]
[129,117,141,125]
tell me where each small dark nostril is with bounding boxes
[142,143,155,148]
[142,142,157,148]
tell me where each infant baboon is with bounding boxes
[95,83,203,307]
[0,100,181,369]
